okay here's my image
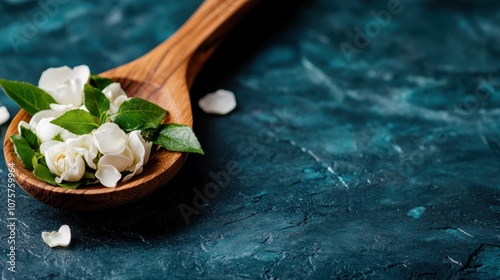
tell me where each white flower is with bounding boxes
[28,109,60,131]
[102,82,129,114]
[41,225,71,248]
[123,130,152,181]
[95,152,133,188]
[93,123,133,187]
[92,123,152,187]
[35,117,63,143]
[28,109,76,143]
[92,122,128,154]
[66,135,98,169]
[38,65,90,107]
[41,141,86,183]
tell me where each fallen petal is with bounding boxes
[41,225,71,248]
[0,106,10,125]
[198,89,236,115]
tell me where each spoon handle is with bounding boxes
[137,0,260,86]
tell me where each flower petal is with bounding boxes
[123,166,143,182]
[60,130,77,142]
[50,103,75,112]
[42,142,86,182]
[39,140,59,154]
[95,164,122,188]
[0,106,10,125]
[125,131,152,179]
[38,66,72,92]
[71,65,90,83]
[57,154,85,183]
[198,89,237,115]
[54,79,83,107]
[128,131,146,162]
[35,117,63,143]
[17,120,30,134]
[102,83,130,114]
[41,225,71,248]
[92,123,127,154]
[102,83,126,101]
[67,135,98,169]
[29,109,61,130]
[98,153,132,172]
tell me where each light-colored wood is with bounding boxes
[3,0,260,211]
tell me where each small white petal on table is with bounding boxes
[0,106,10,125]
[41,225,71,248]
[198,89,237,115]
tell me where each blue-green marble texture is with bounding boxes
[1,0,500,279]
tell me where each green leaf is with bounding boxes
[112,97,167,132]
[52,133,64,142]
[84,84,110,119]
[50,109,99,135]
[0,79,56,116]
[20,126,40,151]
[82,170,96,180]
[141,128,159,141]
[152,124,204,154]
[10,135,36,171]
[58,181,80,189]
[33,157,57,185]
[89,74,114,90]
[80,176,98,186]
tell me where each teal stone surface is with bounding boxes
[1,0,500,279]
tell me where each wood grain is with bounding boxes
[3,0,260,211]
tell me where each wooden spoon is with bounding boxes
[3,0,260,211]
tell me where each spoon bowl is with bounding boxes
[3,0,260,210]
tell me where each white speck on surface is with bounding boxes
[198,89,236,115]
[0,106,10,125]
[447,256,463,266]
[200,243,208,252]
[307,150,321,162]
[42,225,71,248]
[457,228,474,238]
[392,144,403,154]
[407,206,426,219]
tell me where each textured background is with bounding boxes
[1,0,499,279]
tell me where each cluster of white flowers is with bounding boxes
[18,65,152,187]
